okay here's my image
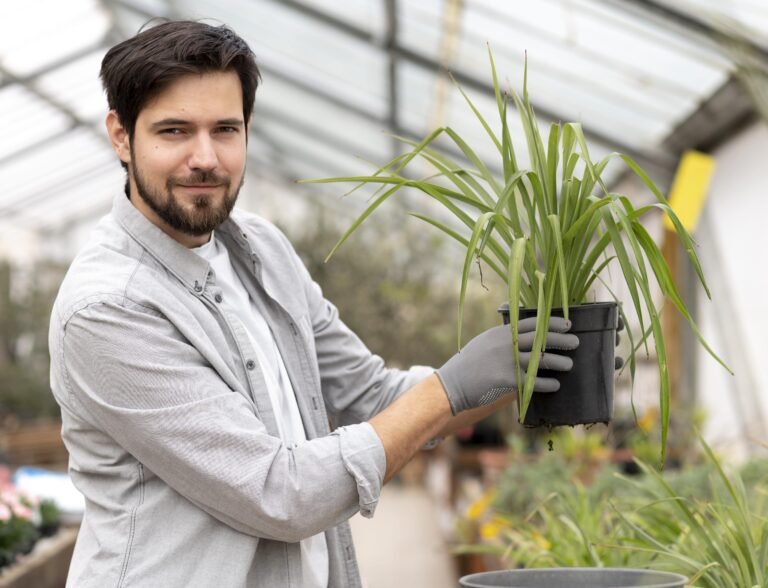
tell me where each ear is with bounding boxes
[105,111,131,164]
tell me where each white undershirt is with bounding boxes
[193,234,329,588]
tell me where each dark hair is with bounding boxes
[100,20,261,140]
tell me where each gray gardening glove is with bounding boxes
[436,317,579,415]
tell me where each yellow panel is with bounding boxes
[664,150,716,232]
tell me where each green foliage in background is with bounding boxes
[459,434,768,587]
[0,261,66,420]
[287,204,503,369]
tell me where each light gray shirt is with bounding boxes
[49,194,432,587]
[191,234,329,587]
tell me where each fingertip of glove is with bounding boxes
[549,316,572,332]
[534,378,561,393]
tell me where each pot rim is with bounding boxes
[498,300,619,313]
[460,567,688,588]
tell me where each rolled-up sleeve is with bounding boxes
[331,423,385,518]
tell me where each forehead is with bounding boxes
[139,70,244,121]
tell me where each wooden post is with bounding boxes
[661,151,715,456]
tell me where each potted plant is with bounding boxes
[302,47,730,463]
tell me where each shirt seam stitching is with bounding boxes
[117,462,145,588]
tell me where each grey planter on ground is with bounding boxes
[459,567,688,588]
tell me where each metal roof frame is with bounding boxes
[0,0,766,236]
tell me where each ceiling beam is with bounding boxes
[0,40,108,92]
[106,0,671,175]
[608,0,762,155]
[0,65,110,149]
[0,127,78,168]
[252,104,384,166]
[265,0,672,175]
[616,0,768,60]
[384,0,400,161]
[662,75,757,154]
[261,0,373,43]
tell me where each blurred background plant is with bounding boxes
[455,434,768,587]
[286,201,505,368]
[0,464,60,570]
[0,261,67,422]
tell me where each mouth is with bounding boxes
[176,184,225,195]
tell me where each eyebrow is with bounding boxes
[150,118,245,129]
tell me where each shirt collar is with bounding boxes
[112,194,259,290]
[112,194,213,292]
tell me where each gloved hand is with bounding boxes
[615,315,625,370]
[436,317,579,415]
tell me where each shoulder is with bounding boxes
[51,215,163,324]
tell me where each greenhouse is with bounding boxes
[0,0,767,586]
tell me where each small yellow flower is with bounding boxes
[480,516,508,541]
[465,489,496,521]
[638,407,659,433]
[532,530,551,550]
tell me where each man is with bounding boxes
[49,20,578,587]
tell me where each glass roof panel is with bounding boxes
[254,115,377,180]
[288,0,387,38]
[397,60,618,180]
[0,0,109,76]
[654,0,768,41]
[36,50,109,124]
[0,0,762,239]
[11,170,119,231]
[256,75,392,154]
[0,129,113,213]
[399,0,730,152]
[171,0,390,117]
[0,86,71,162]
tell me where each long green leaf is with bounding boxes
[620,154,712,298]
[632,220,732,374]
[548,214,569,316]
[409,213,509,284]
[546,122,560,213]
[458,212,506,347]
[518,271,547,421]
[508,238,528,394]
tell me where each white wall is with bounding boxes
[697,121,768,460]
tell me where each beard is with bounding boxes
[131,153,244,237]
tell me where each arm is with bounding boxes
[370,374,513,483]
[58,299,384,542]
[370,318,580,481]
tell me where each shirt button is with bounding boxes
[214,293,223,303]
[245,359,256,371]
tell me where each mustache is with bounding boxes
[168,171,230,187]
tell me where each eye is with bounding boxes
[159,128,184,135]
[216,126,240,134]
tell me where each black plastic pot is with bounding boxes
[459,568,687,587]
[498,302,618,428]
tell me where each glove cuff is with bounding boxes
[434,369,462,416]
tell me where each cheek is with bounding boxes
[137,145,185,176]
[222,146,247,176]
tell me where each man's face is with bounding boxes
[111,71,248,247]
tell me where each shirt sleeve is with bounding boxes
[58,298,386,542]
[272,229,434,425]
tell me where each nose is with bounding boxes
[188,133,218,171]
